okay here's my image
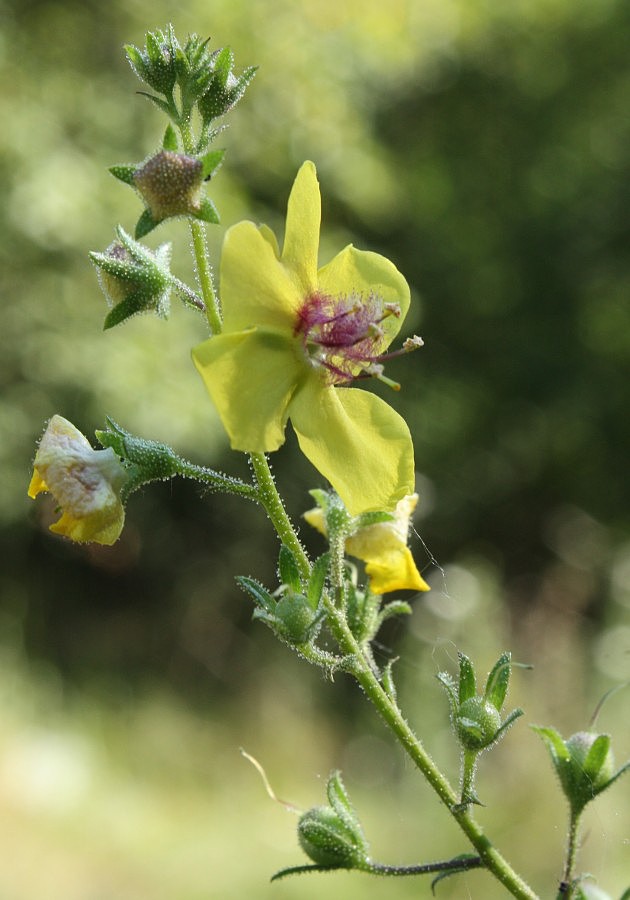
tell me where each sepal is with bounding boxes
[95,418,186,499]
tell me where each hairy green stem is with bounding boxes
[180,116,310,571]
[324,602,539,899]
[181,109,536,898]
[461,748,478,806]
[249,452,311,581]
[557,812,580,898]
[366,856,482,876]
[179,118,222,334]
[176,460,258,501]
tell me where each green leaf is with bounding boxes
[135,209,157,239]
[307,553,329,609]
[326,772,365,843]
[381,659,398,702]
[124,45,149,80]
[162,124,178,151]
[493,708,524,742]
[430,855,484,892]
[271,864,335,881]
[458,653,477,702]
[200,148,225,179]
[95,420,126,456]
[109,164,137,185]
[103,292,146,329]
[235,575,275,614]
[136,91,174,117]
[377,600,412,625]
[196,197,220,224]
[214,46,234,87]
[531,725,570,764]
[485,652,511,710]
[437,671,458,708]
[278,545,302,592]
[583,734,611,781]
[146,31,163,65]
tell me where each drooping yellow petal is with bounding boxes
[29,415,127,545]
[361,545,429,594]
[317,244,411,343]
[289,378,415,515]
[27,469,48,498]
[193,328,302,452]
[50,506,125,545]
[221,221,302,333]
[281,160,320,296]
[304,492,429,593]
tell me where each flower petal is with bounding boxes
[50,506,124,545]
[29,416,126,545]
[290,379,415,515]
[281,161,320,296]
[193,328,302,452]
[361,545,429,594]
[221,221,302,332]
[317,245,410,345]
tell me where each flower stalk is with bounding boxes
[178,117,223,334]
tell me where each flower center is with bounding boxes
[294,291,401,386]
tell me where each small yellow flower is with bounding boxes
[28,415,127,545]
[193,161,417,515]
[305,493,429,594]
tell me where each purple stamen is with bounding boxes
[295,290,405,386]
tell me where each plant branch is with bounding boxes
[178,118,222,334]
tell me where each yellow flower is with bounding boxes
[28,415,127,545]
[304,493,429,594]
[193,161,416,515]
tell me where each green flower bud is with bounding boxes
[297,772,369,870]
[533,726,629,816]
[109,150,220,239]
[133,150,204,223]
[275,592,319,645]
[456,697,503,752]
[197,46,257,123]
[89,226,173,328]
[125,27,178,96]
[567,732,616,789]
[439,652,523,754]
[298,806,367,868]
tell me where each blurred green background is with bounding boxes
[1,0,629,896]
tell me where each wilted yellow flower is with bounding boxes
[28,415,128,545]
[305,493,429,594]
